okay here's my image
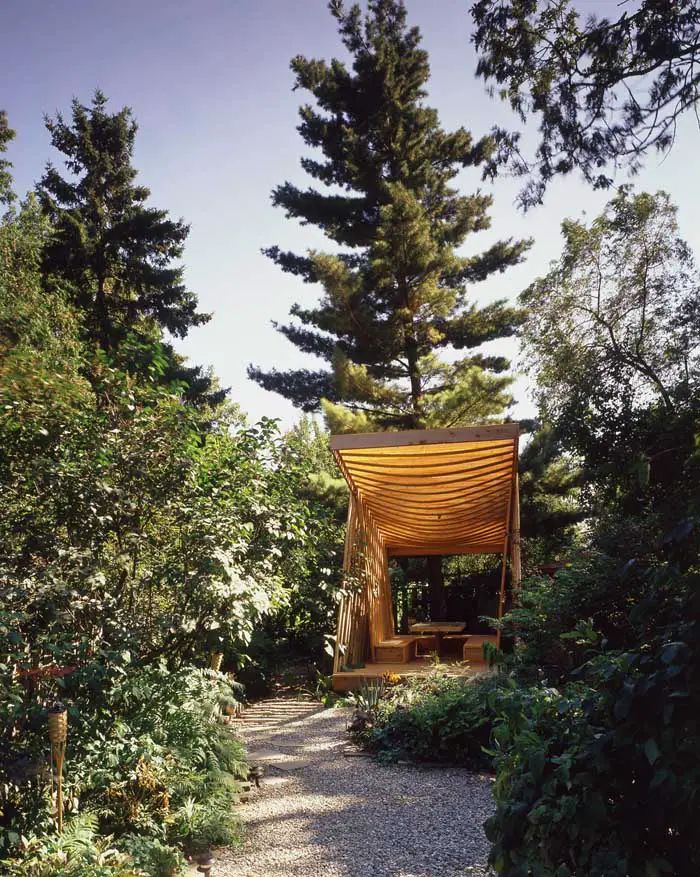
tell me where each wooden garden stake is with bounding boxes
[48,703,68,832]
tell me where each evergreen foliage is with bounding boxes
[36,91,222,404]
[517,425,584,568]
[0,110,15,205]
[250,0,530,431]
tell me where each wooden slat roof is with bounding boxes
[331,424,519,556]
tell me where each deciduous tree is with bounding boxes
[471,0,700,208]
[520,187,700,522]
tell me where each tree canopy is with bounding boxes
[520,187,700,526]
[471,0,700,208]
[36,91,226,405]
[250,0,530,432]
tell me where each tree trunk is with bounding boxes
[427,555,446,621]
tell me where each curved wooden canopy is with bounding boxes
[331,424,520,556]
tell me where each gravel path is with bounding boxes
[214,697,495,877]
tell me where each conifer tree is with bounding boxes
[37,92,221,402]
[0,111,15,205]
[249,0,530,432]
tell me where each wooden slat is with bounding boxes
[375,520,505,543]
[340,447,514,473]
[387,542,504,556]
[361,491,509,523]
[345,458,514,489]
[357,479,511,510]
[330,423,519,450]
[340,439,515,462]
[352,471,512,499]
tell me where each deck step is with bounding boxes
[332,660,489,692]
[373,637,418,663]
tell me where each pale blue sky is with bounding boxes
[5,0,700,428]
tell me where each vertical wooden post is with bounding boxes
[333,494,356,674]
[496,448,516,650]
[496,535,508,651]
[510,473,521,591]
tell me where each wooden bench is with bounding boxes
[373,636,419,663]
[462,635,497,662]
[437,633,470,658]
[415,634,438,656]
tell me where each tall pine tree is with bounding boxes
[37,92,223,404]
[249,0,530,432]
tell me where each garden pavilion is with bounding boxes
[330,424,521,691]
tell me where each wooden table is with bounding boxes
[409,622,466,658]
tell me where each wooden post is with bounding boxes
[510,473,521,591]
[334,494,356,674]
[496,535,508,651]
[496,454,516,650]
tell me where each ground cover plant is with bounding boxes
[348,671,511,767]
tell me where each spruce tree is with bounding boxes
[249,0,530,432]
[0,110,15,205]
[37,92,221,402]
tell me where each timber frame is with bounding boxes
[331,425,522,678]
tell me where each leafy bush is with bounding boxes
[0,663,247,862]
[350,671,510,766]
[499,553,649,684]
[486,560,700,876]
[169,790,240,856]
[2,813,141,876]
[118,834,184,877]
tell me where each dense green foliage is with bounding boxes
[238,417,346,693]
[37,91,222,406]
[486,533,700,877]
[250,0,529,431]
[471,0,700,208]
[349,671,509,766]
[521,189,700,533]
[0,104,342,873]
[1,663,245,874]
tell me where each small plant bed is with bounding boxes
[1,662,249,876]
[347,670,511,768]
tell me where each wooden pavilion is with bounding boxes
[330,424,521,691]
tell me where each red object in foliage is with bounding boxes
[17,666,77,680]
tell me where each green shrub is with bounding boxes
[1,663,247,859]
[118,835,184,877]
[351,671,510,766]
[486,561,700,876]
[1,813,142,876]
[169,789,240,855]
[500,553,648,684]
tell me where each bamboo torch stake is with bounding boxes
[48,703,68,833]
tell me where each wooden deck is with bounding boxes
[332,657,491,692]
